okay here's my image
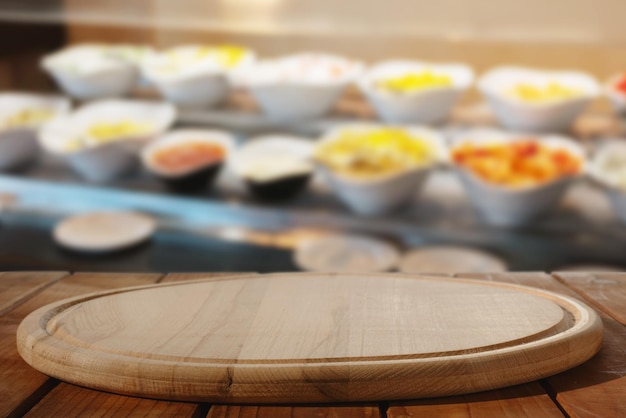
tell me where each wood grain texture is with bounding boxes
[206,405,380,418]
[457,272,626,418]
[0,271,67,316]
[0,272,163,418]
[16,273,602,404]
[169,274,384,418]
[553,272,626,325]
[388,382,563,418]
[23,383,206,418]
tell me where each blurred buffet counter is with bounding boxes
[1,2,626,272]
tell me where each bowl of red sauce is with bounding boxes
[142,129,235,192]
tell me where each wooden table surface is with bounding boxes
[1,271,625,418]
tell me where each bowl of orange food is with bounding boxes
[142,129,235,192]
[478,66,599,132]
[451,129,585,226]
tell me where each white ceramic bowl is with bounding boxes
[604,73,626,115]
[358,60,474,124]
[142,129,235,190]
[0,93,71,170]
[315,124,447,215]
[142,45,255,108]
[41,44,140,100]
[478,66,599,132]
[587,140,626,223]
[234,53,364,121]
[450,129,586,227]
[39,99,176,182]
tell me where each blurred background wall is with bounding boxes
[1,0,626,80]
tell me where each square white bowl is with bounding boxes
[234,53,363,121]
[0,93,71,170]
[41,44,141,100]
[358,60,474,124]
[142,45,255,108]
[39,99,176,182]
[450,129,586,227]
[478,66,599,132]
[315,124,447,215]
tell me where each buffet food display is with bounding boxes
[2,41,626,270]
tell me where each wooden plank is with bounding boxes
[1,272,162,323]
[23,384,206,418]
[207,405,380,418]
[0,272,163,418]
[552,272,626,325]
[0,271,68,316]
[545,318,626,418]
[388,382,563,418]
[455,272,626,418]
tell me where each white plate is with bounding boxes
[294,234,400,272]
[53,211,156,253]
[398,245,507,274]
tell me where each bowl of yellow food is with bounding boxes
[478,66,599,132]
[588,140,626,223]
[0,93,71,170]
[142,45,254,108]
[314,124,446,215]
[41,44,151,100]
[233,53,363,121]
[451,129,585,226]
[358,60,474,124]
[39,99,176,182]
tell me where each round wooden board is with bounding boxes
[17,273,603,404]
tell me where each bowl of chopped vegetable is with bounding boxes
[314,124,447,215]
[39,99,176,182]
[451,129,585,226]
[358,60,474,124]
[478,66,599,132]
